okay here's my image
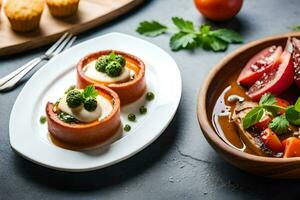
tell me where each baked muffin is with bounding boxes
[4,0,44,32]
[46,0,80,17]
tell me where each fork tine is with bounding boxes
[45,32,69,55]
[52,34,73,56]
[63,36,77,51]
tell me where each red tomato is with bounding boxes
[194,0,243,21]
[282,137,300,158]
[255,115,272,131]
[275,97,290,114]
[237,46,282,86]
[247,38,294,101]
[260,128,284,152]
[292,37,300,88]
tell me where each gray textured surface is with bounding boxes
[1,0,300,199]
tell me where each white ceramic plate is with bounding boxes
[9,32,182,172]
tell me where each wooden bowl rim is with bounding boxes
[197,32,300,164]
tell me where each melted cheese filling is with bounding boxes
[58,94,113,123]
[83,60,132,83]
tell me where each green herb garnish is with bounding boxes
[139,106,147,114]
[291,25,300,32]
[95,55,110,72]
[243,94,300,134]
[136,17,243,51]
[84,97,97,112]
[65,85,76,94]
[269,115,289,135]
[146,92,155,101]
[124,124,131,132]
[58,112,78,123]
[40,116,47,124]
[83,85,98,99]
[128,113,136,122]
[66,89,84,108]
[105,61,122,77]
[243,93,283,130]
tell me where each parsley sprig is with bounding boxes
[83,85,98,99]
[243,93,300,134]
[291,25,300,32]
[136,17,243,51]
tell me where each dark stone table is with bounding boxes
[1,0,300,199]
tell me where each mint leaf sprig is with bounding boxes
[243,93,300,134]
[136,17,243,52]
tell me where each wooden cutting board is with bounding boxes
[0,0,144,56]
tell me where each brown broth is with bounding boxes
[212,70,300,156]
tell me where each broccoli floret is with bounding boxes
[95,56,110,72]
[106,61,122,77]
[84,97,97,112]
[115,55,126,67]
[66,89,84,108]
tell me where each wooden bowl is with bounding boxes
[197,32,300,178]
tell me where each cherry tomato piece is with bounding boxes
[282,137,300,158]
[255,115,272,131]
[260,128,284,152]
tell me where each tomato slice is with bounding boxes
[282,137,300,158]
[247,38,294,101]
[260,128,284,152]
[255,115,272,131]
[292,37,300,88]
[275,97,290,114]
[237,45,282,86]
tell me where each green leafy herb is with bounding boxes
[259,93,277,106]
[286,106,300,126]
[83,85,98,99]
[210,29,243,43]
[108,52,116,60]
[243,93,283,129]
[136,17,243,52]
[58,112,78,123]
[40,116,47,124]
[242,93,300,132]
[136,21,168,37]
[294,97,300,112]
[269,115,289,134]
[243,107,265,130]
[170,32,198,51]
[172,17,195,32]
[291,25,300,32]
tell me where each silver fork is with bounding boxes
[0,33,77,91]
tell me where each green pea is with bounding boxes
[146,92,155,101]
[40,116,47,124]
[139,106,147,114]
[128,113,136,121]
[124,124,131,132]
